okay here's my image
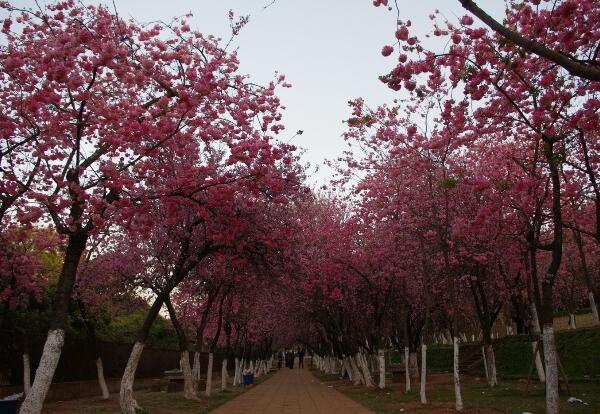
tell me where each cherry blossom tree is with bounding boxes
[368,1,599,410]
[0,226,59,397]
[0,1,299,412]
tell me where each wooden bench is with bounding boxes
[164,369,184,393]
[389,364,405,383]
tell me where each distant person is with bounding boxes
[298,348,305,369]
[278,351,283,369]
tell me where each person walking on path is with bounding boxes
[298,348,305,369]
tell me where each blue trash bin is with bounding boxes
[242,373,254,387]
[0,400,19,414]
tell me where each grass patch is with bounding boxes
[42,372,274,414]
[43,390,239,414]
[493,327,600,381]
[391,326,600,381]
[390,346,454,373]
[313,370,600,414]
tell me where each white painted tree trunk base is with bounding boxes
[343,357,353,382]
[233,358,240,386]
[408,352,419,385]
[23,353,31,397]
[481,346,489,382]
[420,344,427,404]
[542,325,560,414]
[568,314,576,329]
[404,347,411,392]
[358,353,374,387]
[350,356,364,386]
[180,351,196,399]
[119,342,144,414]
[205,353,214,397]
[255,360,261,378]
[453,337,464,411]
[96,357,110,399]
[192,352,201,391]
[589,292,599,325]
[221,359,228,391]
[19,329,65,414]
[531,340,546,383]
[484,344,498,386]
[377,349,385,389]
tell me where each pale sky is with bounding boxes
[10,1,506,185]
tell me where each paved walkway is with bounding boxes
[210,368,374,414]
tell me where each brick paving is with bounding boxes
[210,368,374,414]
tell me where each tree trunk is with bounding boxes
[368,354,376,373]
[453,337,464,411]
[540,141,562,414]
[205,353,214,396]
[444,329,452,344]
[119,342,144,414]
[180,351,196,399]
[19,329,65,414]
[542,325,560,414]
[404,347,411,392]
[96,357,110,399]
[483,344,498,386]
[119,293,166,414]
[589,292,599,324]
[408,352,419,385]
[192,352,201,391]
[23,353,31,396]
[239,358,246,383]
[530,302,546,382]
[572,230,599,326]
[343,357,353,382]
[77,299,108,399]
[221,359,228,391]
[481,346,489,381]
[377,349,385,389]
[420,344,427,404]
[256,360,262,378]
[233,357,240,386]
[350,355,363,385]
[19,232,87,414]
[165,296,195,399]
[568,313,576,329]
[531,341,546,383]
[358,352,374,387]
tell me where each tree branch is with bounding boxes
[458,0,600,81]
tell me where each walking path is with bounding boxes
[210,368,374,414]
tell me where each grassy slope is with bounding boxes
[391,326,600,381]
